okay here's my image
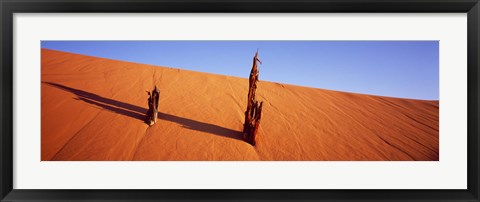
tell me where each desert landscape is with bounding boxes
[41,48,439,161]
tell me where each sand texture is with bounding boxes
[41,49,439,161]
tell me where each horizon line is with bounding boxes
[41,48,439,102]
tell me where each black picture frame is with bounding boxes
[1,0,479,201]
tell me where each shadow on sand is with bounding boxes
[43,82,243,141]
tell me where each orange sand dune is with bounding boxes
[41,49,439,161]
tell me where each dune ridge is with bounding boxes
[41,49,439,161]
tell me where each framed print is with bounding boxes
[1,0,479,201]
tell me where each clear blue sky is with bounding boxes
[42,41,439,100]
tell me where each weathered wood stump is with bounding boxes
[146,86,160,126]
[243,51,263,146]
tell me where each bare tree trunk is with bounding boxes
[146,85,160,126]
[243,51,263,146]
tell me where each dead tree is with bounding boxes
[243,51,263,146]
[146,85,160,126]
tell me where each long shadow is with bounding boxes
[43,82,243,141]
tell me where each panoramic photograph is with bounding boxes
[41,41,439,161]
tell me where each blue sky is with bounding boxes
[42,41,439,100]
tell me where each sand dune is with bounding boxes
[41,49,439,161]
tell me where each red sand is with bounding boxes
[41,49,439,161]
